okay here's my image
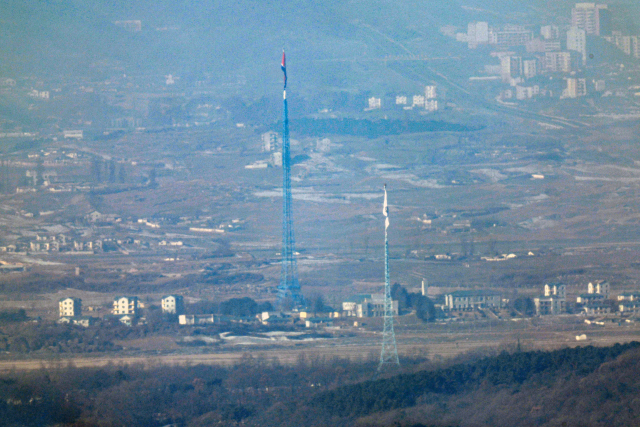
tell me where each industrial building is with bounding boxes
[342,294,399,318]
[443,290,502,311]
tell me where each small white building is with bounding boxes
[179,314,216,325]
[367,97,382,110]
[63,130,83,139]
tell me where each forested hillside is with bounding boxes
[1,342,639,426]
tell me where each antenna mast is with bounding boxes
[378,184,400,372]
[277,50,304,309]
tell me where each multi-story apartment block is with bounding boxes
[425,85,437,99]
[535,283,566,315]
[588,280,610,298]
[571,3,610,36]
[567,26,587,65]
[113,296,139,315]
[59,297,82,317]
[544,51,572,72]
[161,295,185,315]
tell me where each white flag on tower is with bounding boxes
[383,184,389,230]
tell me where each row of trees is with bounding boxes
[1,342,638,426]
[391,284,436,322]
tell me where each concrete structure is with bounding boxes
[467,21,489,48]
[179,314,215,325]
[114,20,142,32]
[541,25,560,40]
[425,85,437,99]
[534,296,565,315]
[563,78,587,98]
[567,26,587,65]
[59,316,95,327]
[588,280,610,298]
[577,293,605,304]
[342,294,398,318]
[544,52,572,72]
[261,131,278,152]
[619,301,640,313]
[534,283,566,315]
[571,3,609,36]
[489,25,533,47]
[545,283,566,298]
[617,292,640,301]
[59,297,82,317]
[161,295,184,315]
[523,59,537,79]
[443,290,502,311]
[113,296,139,316]
[412,95,425,107]
[582,302,611,315]
[63,130,83,139]
[305,318,334,328]
[367,97,381,110]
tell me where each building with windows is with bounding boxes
[617,291,640,302]
[588,280,610,298]
[113,296,139,316]
[571,3,610,36]
[534,283,567,315]
[161,295,185,315]
[342,294,398,318]
[59,297,82,317]
[443,290,502,311]
[544,51,572,72]
[567,26,587,65]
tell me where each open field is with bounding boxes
[0,316,637,371]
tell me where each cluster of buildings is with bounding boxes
[532,280,640,318]
[367,85,439,112]
[58,294,184,327]
[446,3,625,101]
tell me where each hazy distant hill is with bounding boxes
[0,0,476,94]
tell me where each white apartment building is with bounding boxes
[161,295,185,315]
[59,297,82,317]
[113,296,139,315]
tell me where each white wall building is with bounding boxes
[567,26,587,65]
[113,296,139,315]
[161,295,185,314]
[59,297,82,317]
[444,290,502,311]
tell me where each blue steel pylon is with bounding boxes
[378,184,400,372]
[277,51,304,309]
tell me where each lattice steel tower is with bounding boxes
[378,184,400,372]
[277,50,304,309]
